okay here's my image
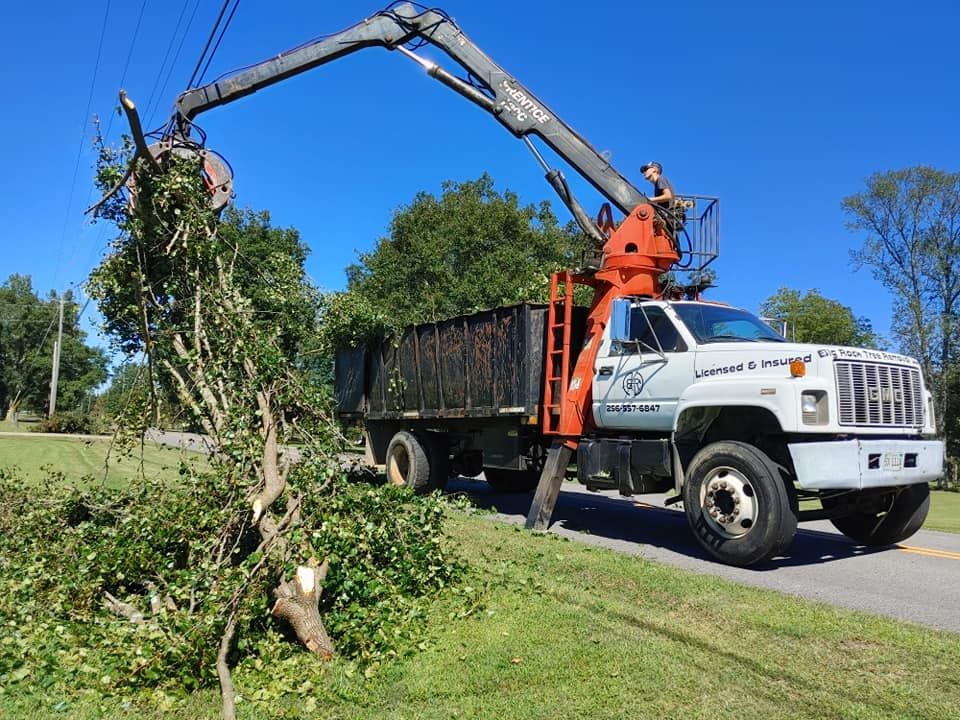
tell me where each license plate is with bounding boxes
[882,453,904,470]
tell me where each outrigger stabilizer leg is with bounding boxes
[525,440,576,531]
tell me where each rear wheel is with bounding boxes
[425,435,450,491]
[386,431,445,494]
[683,441,797,567]
[824,484,929,546]
[483,441,545,493]
[483,467,540,493]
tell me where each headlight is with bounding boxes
[801,391,828,425]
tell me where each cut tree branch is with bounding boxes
[271,558,334,658]
[103,591,145,623]
[217,612,238,720]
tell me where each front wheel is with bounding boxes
[683,441,797,567]
[824,484,929,546]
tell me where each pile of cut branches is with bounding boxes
[0,135,463,716]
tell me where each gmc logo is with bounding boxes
[868,387,903,403]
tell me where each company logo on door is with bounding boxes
[622,371,645,396]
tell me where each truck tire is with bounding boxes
[683,441,797,567]
[483,467,540,493]
[386,431,432,494]
[825,484,929,546]
[426,435,451,491]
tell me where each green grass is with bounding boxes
[336,517,960,720]
[1,435,958,718]
[0,416,41,433]
[927,488,960,533]
[3,511,960,719]
[0,433,206,487]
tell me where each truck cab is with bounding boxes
[578,297,944,565]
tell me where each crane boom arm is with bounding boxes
[174,3,647,218]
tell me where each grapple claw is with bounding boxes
[133,140,234,213]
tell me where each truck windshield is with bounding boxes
[672,304,787,344]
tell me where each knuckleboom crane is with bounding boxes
[137,1,718,521]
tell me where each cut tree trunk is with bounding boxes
[5,393,22,422]
[271,559,334,658]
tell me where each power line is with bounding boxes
[103,0,151,141]
[64,0,156,300]
[141,0,194,127]
[185,0,234,90]
[52,0,112,292]
[196,0,240,86]
[58,0,149,303]
[27,312,59,358]
[76,296,93,325]
[145,0,203,129]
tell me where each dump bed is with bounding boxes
[335,302,586,421]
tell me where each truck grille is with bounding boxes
[834,361,924,427]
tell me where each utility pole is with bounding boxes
[48,295,65,418]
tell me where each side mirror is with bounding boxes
[610,297,631,343]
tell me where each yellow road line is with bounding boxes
[897,544,960,561]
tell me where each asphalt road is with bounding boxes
[447,476,960,634]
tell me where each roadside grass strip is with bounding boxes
[0,434,206,486]
[924,489,960,534]
[3,504,959,719]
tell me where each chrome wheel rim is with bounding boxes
[699,466,758,539]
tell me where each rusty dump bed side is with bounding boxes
[335,303,587,421]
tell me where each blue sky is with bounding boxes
[1,0,958,354]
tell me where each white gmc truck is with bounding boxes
[336,297,945,567]
[587,296,945,565]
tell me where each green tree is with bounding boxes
[759,287,879,347]
[0,275,107,419]
[82,141,461,717]
[323,173,587,348]
[95,362,146,421]
[843,166,960,448]
[88,146,344,712]
[94,361,193,431]
[94,205,317,359]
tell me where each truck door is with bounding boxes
[593,303,695,431]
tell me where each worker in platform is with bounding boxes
[641,161,683,241]
[640,161,675,208]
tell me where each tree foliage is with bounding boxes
[94,362,150,423]
[759,287,879,347]
[0,470,461,703]
[26,136,469,716]
[0,274,107,419]
[92,203,316,360]
[320,173,587,350]
[843,166,960,449]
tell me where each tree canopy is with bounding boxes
[70,136,467,718]
[759,287,879,347]
[91,204,317,360]
[0,274,107,419]
[843,166,960,450]
[321,173,587,349]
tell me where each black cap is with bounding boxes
[640,161,662,173]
